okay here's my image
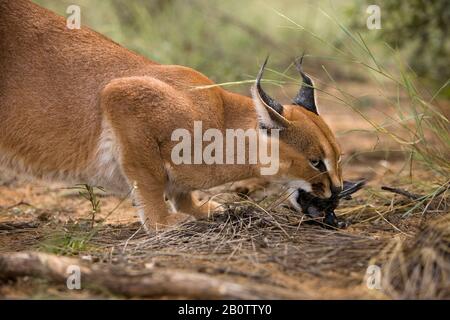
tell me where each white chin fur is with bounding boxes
[287,188,302,212]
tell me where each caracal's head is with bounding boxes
[252,56,343,199]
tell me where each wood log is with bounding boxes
[0,251,304,299]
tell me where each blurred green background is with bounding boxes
[33,0,449,95]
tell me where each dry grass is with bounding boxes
[378,215,450,299]
[70,181,450,298]
[0,167,449,298]
[120,203,384,276]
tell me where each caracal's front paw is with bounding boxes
[146,212,193,231]
[230,178,269,195]
[192,197,225,219]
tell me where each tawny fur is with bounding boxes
[0,0,343,229]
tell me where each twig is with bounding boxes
[6,200,33,210]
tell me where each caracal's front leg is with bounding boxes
[113,136,191,230]
[101,76,192,230]
[132,178,191,230]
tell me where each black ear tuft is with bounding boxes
[252,56,290,129]
[255,56,284,115]
[293,54,318,115]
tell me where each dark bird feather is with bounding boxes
[294,180,366,228]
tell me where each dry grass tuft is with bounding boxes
[379,215,450,299]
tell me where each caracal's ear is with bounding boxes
[251,56,290,130]
[293,54,319,115]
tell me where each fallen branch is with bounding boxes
[0,252,304,299]
[381,186,422,200]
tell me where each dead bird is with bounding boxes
[290,180,366,228]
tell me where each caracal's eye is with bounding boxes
[310,159,320,167]
[309,159,326,172]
